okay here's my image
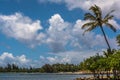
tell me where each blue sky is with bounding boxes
[0,0,120,67]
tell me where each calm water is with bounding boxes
[0,73,91,80]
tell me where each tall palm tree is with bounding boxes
[82,5,116,52]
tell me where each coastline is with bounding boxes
[0,71,92,75]
[57,72,92,75]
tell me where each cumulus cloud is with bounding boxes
[46,14,71,52]
[0,52,45,68]
[38,0,120,19]
[45,14,118,52]
[38,14,118,64]
[0,13,46,48]
[0,52,30,67]
[39,50,100,65]
[0,12,119,66]
[72,20,119,51]
[0,13,118,52]
[0,51,97,68]
[108,20,120,29]
[40,55,71,64]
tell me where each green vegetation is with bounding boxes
[0,63,39,72]
[0,63,80,73]
[117,34,120,46]
[40,63,80,73]
[79,49,120,79]
[82,5,116,52]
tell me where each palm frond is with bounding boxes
[103,15,114,23]
[103,51,108,57]
[83,22,98,35]
[81,22,95,29]
[107,15,114,20]
[94,5,102,18]
[84,13,96,20]
[105,22,116,32]
[84,26,96,32]
[89,5,102,18]
[83,25,97,35]
[89,5,98,16]
[104,10,114,19]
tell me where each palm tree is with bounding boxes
[82,5,116,52]
[116,34,120,46]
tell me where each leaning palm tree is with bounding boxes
[82,5,116,52]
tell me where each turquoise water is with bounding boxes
[0,73,91,80]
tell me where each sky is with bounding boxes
[0,0,120,68]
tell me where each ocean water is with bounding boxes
[0,73,91,80]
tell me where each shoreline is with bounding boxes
[0,70,93,75]
[0,72,92,75]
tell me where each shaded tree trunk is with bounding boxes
[113,69,117,80]
[100,25,111,52]
[93,71,96,80]
[106,70,110,79]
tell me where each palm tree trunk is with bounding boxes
[100,26,111,51]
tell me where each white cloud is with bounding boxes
[39,50,99,65]
[39,55,70,64]
[0,52,45,68]
[47,14,118,52]
[17,55,29,64]
[0,13,119,66]
[0,52,30,67]
[71,19,118,50]
[39,0,120,19]
[0,13,46,48]
[0,51,96,67]
[0,52,14,60]
[46,14,113,52]
[0,13,118,52]
[46,14,71,52]
[108,20,120,30]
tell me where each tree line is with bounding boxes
[0,63,80,73]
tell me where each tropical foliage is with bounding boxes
[78,4,119,79]
[80,50,120,79]
[82,5,116,52]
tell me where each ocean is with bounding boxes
[0,73,91,80]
